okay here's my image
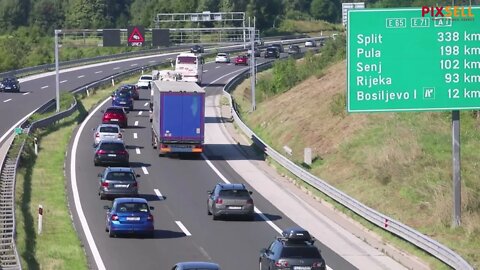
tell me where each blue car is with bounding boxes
[104,197,154,238]
[111,89,134,111]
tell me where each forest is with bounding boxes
[0,0,473,72]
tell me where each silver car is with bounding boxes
[207,183,254,220]
[93,124,123,147]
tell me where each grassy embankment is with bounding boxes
[14,74,143,269]
[232,36,480,269]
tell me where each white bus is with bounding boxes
[175,53,204,84]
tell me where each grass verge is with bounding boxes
[14,73,143,269]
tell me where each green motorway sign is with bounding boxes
[347,7,480,112]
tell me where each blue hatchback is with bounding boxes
[111,89,134,111]
[104,197,154,238]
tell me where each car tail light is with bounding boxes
[147,214,154,221]
[101,182,109,188]
[312,262,323,267]
[111,214,119,221]
[95,132,100,138]
[215,198,223,204]
[96,150,106,155]
[117,150,128,155]
[275,260,289,267]
[246,199,253,205]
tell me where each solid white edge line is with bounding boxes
[141,166,149,175]
[133,133,138,139]
[134,121,139,126]
[3,99,12,103]
[138,111,143,116]
[175,221,192,236]
[154,189,163,200]
[71,97,110,270]
[135,148,141,154]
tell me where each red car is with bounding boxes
[235,55,249,66]
[102,107,128,128]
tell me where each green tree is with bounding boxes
[65,0,108,28]
[31,0,66,33]
[310,0,339,22]
[0,0,31,32]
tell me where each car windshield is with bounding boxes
[121,85,135,90]
[219,189,250,197]
[99,142,124,151]
[106,172,135,182]
[99,126,119,133]
[281,247,321,258]
[177,56,197,64]
[116,202,149,213]
[267,48,277,52]
[217,53,226,57]
[106,108,124,114]
[140,76,152,81]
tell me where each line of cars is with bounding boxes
[90,57,326,269]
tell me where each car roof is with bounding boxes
[216,183,246,190]
[99,139,124,144]
[114,197,148,204]
[175,261,220,268]
[105,167,134,173]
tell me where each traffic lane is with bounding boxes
[201,59,355,269]
[131,96,290,269]
[73,96,210,269]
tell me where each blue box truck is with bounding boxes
[150,80,205,155]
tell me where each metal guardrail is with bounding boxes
[223,62,474,270]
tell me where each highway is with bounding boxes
[0,45,409,270]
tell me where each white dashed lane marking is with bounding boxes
[175,221,192,236]
[113,67,120,70]
[133,133,138,139]
[134,121,139,126]
[60,80,68,83]
[3,99,12,103]
[22,92,30,96]
[141,166,149,175]
[138,111,143,116]
[154,189,163,200]
[203,70,208,73]
[41,85,48,89]
[135,148,141,154]
[215,66,220,69]
[95,71,103,74]
[78,75,85,78]
[131,64,138,66]
[144,102,148,107]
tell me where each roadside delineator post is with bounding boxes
[34,137,38,156]
[38,205,43,235]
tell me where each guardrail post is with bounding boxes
[111,78,115,87]
[38,205,43,235]
[34,137,38,156]
[86,87,90,97]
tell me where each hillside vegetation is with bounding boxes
[233,50,480,269]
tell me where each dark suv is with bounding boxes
[207,183,254,220]
[98,167,139,200]
[0,77,20,92]
[259,227,326,270]
[265,47,280,59]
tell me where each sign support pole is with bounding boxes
[452,110,461,227]
[54,29,61,112]
[250,27,256,112]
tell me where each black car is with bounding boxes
[259,227,326,270]
[0,77,20,92]
[94,139,129,166]
[287,45,301,55]
[190,45,204,53]
[207,183,254,220]
[98,167,139,200]
[264,47,280,59]
[270,43,284,53]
